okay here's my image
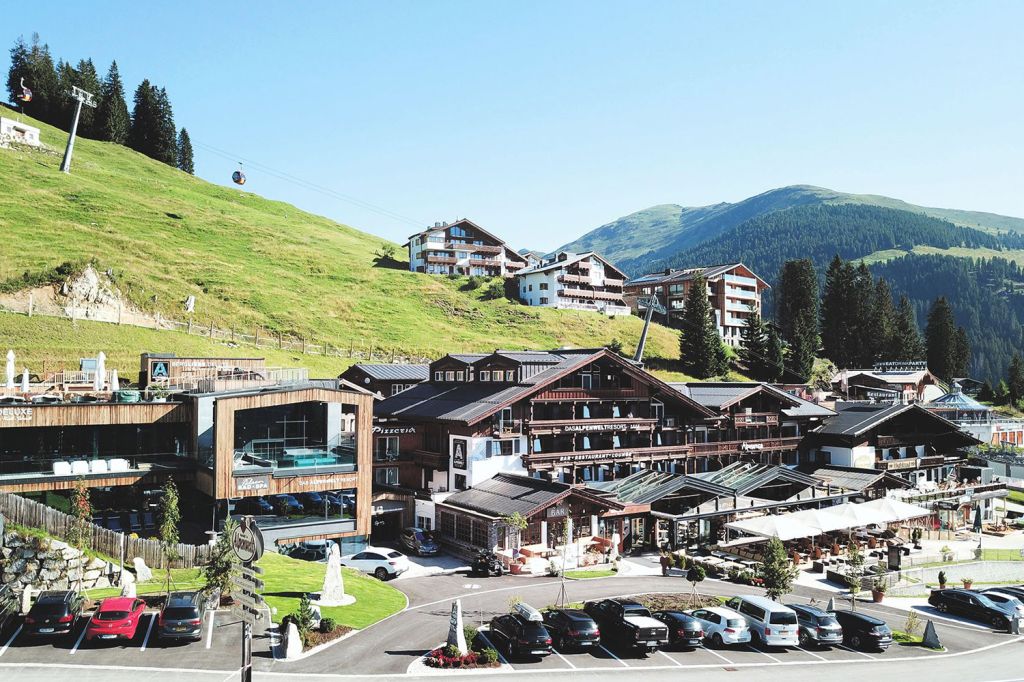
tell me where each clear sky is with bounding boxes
[4,1,1023,251]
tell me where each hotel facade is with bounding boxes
[406,218,528,277]
[515,252,631,316]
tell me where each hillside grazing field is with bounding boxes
[862,245,1024,267]
[0,109,680,369]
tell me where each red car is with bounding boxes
[85,597,148,642]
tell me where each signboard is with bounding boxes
[236,476,270,492]
[231,516,265,564]
[562,423,644,433]
[373,425,417,435]
[546,503,568,519]
[883,458,919,471]
[0,407,32,423]
[150,360,170,380]
[452,439,468,470]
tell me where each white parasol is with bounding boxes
[21,368,29,393]
[94,351,106,391]
[110,369,120,393]
[5,350,14,391]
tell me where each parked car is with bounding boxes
[583,598,669,654]
[24,590,84,637]
[296,492,328,512]
[340,547,409,580]
[980,590,1024,620]
[233,496,274,515]
[543,608,601,650]
[85,597,147,642]
[725,596,799,647]
[158,591,207,641]
[399,527,439,556]
[686,606,752,648]
[489,603,552,659]
[0,584,19,633]
[652,610,704,649]
[831,609,893,651]
[786,603,843,648]
[269,494,304,515]
[929,589,1018,630]
[289,541,332,563]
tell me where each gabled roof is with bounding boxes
[668,382,834,419]
[805,465,913,491]
[378,348,715,425]
[343,364,430,381]
[812,403,980,446]
[627,263,769,288]
[517,252,627,280]
[441,473,621,519]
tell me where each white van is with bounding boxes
[725,596,799,647]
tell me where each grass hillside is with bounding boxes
[0,108,681,373]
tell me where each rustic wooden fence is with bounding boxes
[0,492,211,569]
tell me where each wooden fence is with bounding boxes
[0,492,211,569]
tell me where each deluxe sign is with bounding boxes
[231,516,265,564]
[0,407,32,423]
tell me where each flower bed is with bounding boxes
[302,623,353,649]
[424,645,500,669]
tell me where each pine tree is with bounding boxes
[97,61,130,144]
[177,127,194,174]
[6,36,30,108]
[952,327,970,379]
[926,297,958,380]
[764,324,784,382]
[891,296,924,361]
[73,58,101,137]
[850,262,875,367]
[821,256,857,368]
[679,275,727,379]
[7,34,59,124]
[739,306,769,380]
[777,259,819,380]
[152,86,178,165]
[978,380,994,403]
[871,278,897,362]
[760,536,797,601]
[1007,353,1024,405]
[129,79,158,156]
[53,59,76,126]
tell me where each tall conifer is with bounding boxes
[680,275,727,379]
[97,60,130,144]
[177,127,194,174]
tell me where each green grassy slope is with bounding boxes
[0,108,680,369]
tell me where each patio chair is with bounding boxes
[70,460,89,475]
[52,461,73,476]
[89,459,108,474]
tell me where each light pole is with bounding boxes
[60,86,97,174]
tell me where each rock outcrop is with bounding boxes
[1,531,123,593]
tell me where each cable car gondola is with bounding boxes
[17,77,32,102]
[231,162,246,186]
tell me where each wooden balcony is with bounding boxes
[689,436,802,456]
[470,258,501,267]
[876,455,946,471]
[522,436,803,468]
[558,288,627,302]
[533,387,644,401]
[526,417,659,435]
[733,412,780,427]
[426,255,456,265]
[448,243,502,254]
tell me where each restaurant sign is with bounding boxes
[0,407,33,423]
[562,423,643,433]
[373,425,417,435]
[452,439,468,470]
[231,516,265,564]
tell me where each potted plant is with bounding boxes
[961,576,973,589]
[940,545,954,562]
[938,570,947,589]
[871,577,888,603]
[832,541,841,555]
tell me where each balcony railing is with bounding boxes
[534,387,642,400]
[448,242,502,254]
[491,419,523,435]
[733,412,780,427]
[690,436,802,456]
[522,436,803,466]
[558,288,626,302]
[876,455,947,471]
[426,255,457,264]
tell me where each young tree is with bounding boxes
[777,259,819,381]
[760,536,797,601]
[159,479,181,593]
[739,306,769,379]
[926,297,958,380]
[97,60,130,144]
[177,127,194,174]
[845,541,865,611]
[203,518,239,600]
[891,295,924,361]
[679,275,727,379]
[67,477,92,593]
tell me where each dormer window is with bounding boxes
[505,370,516,382]
[434,371,443,381]
[480,371,490,381]
[492,373,503,382]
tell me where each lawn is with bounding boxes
[256,551,406,629]
[564,569,617,579]
[1006,490,1024,505]
[86,566,206,600]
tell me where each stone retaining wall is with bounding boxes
[1,531,124,593]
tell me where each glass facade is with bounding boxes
[232,401,357,473]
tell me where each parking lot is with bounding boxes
[0,608,245,672]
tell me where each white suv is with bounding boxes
[725,596,799,647]
[340,547,410,580]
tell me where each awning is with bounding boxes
[860,497,933,521]
[724,514,823,541]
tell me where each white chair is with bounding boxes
[52,461,73,476]
[70,460,89,475]
[109,458,130,472]
[89,460,108,474]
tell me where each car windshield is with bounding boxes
[623,606,650,617]
[523,622,548,637]
[31,603,68,616]
[819,616,840,627]
[387,551,402,559]
[769,612,798,625]
[975,594,997,608]
[163,607,198,620]
[726,618,745,628]
[413,532,429,542]
[95,610,130,621]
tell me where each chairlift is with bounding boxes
[231,162,246,186]
[17,77,32,102]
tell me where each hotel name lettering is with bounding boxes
[561,423,645,433]
[0,407,33,423]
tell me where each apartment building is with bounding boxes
[624,263,769,347]
[406,218,528,277]
[516,252,630,316]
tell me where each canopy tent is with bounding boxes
[724,514,823,541]
[817,502,891,528]
[787,507,853,533]
[859,497,932,522]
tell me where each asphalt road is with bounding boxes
[2,571,1021,681]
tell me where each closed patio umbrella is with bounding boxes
[94,351,106,391]
[110,369,120,393]
[20,368,29,393]
[5,350,14,391]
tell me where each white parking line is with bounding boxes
[797,645,828,661]
[597,644,628,667]
[657,649,683,667]
[205,611,215,649]
[0,625,22,657]
[747,644,782,663]
[69,616,90,655]
[551,647,577,669]
[837,643,876,659]
[476,631,509,666]
[139,614,156,652]
[702,645,734,665]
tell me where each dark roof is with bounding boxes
[627,263,768,288]
[668,382,834,418]
[406,218,507,246]
[345,364,430,381]
[814,403,912,436]
[441,473,619,519]
[805,465,912,492]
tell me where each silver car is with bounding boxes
[687,606,752,648]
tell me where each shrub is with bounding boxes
[463,624,478,647]
[464,275,483,290]
[482,278,506,300]
[320,617,337,633]
[478,647,499,664]
[675,554,686,569]
[872,578,888,593]
[905,609,921,636]
[443,644,462,658]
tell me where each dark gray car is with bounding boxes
[786,603,843,648]
[399,527,438,556]
[158,591,207,641]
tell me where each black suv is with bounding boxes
[929,589,1016,630]
[25,590,84,636]
[488,613,552,659]
[158,591,207,641]
[786,603,843,648]
[652,610,704,649]
[832,609,892,651]
[542,608,600,650]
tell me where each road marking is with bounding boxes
[0,624,22,657]
[597,644,628,667]
[205,611,215,649]
[552,647,577,669]
[657,649,683,666]
[476,631,509,666]
[702,644,734,664]
[797,645,828,661]
[837,643,876,659]
[140,613,156,651]
[747,644,782,663]
[69,616,90,655]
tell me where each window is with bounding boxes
[374,467,398,485]
[492,373,503,382]
[581,374,592,389]
[505,370,515,382]
[455,514,472,541]
[480,371,490,382]
[438,509,455,538]
[540,297,548,304]
[375,437,399,461]
[391,383,412,395]
[416,515,433,531]
[539,283,549,290]
[445,371,455,382]
[471,519,489,547]
[528,284,533,291]
[454,474,467,490]
[434,371,443,381]
[488,439,520,456]
[499,407,513,423]
[456,370,465,381]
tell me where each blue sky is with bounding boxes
[4,1,1023,250]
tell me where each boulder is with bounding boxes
[120,569,136,585]
[83,569,101,582]
[49,539,68,551]
[1,547,13,560]
[24,560,39,573]
[87,557,107,571]
[121,581,137,597]
[40,568,61,582]
[284,623,303,660]
[19,548,35,559]
[8,558,26,573]
[51,577,69,591]
[66,568,82,582]
[61,548,81,561]
[91,576,110,589]
[132,558,153,583]
[20,570,38,584]
[42,559,61,570]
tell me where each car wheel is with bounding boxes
[712,633,724,649]
[936,602,948,613]
[374,567,388,580]
[850,634,862,649]
[798,629,810,647]
[992,615,1006,630]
